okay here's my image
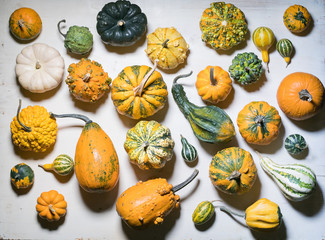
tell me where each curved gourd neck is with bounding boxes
[50,113,93,124]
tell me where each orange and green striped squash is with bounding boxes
[10,163,34,189]
[237,101,281,145]
[9,7,42,40]
[283,5,311,33]
[111,63,167,119]
[209,147,257,195]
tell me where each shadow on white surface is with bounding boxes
[37,214,66,231]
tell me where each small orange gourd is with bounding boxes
[196,66,232,104]
[283,5,311,33]
[36,190,67,221]
[277,72,324,120]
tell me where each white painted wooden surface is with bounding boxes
[0,0,324,239]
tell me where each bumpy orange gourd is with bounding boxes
[65,58,111,103]
[283,5,311,33]
[36,190,67,221]
[196,66,232,104]
[277,72,324,120]
[9,7,42,40]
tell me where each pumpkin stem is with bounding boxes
[82,73,91,82]
[117,20,125,27]
[299,89,313,102]
[18,19,25,29]
[254,115,264,126]
[172,169,199,193]
[209,67,217,85]
[48,204,56,215]
[133,59,159,97]
[57,19,67,38]
[162,39,169,48]
[227,170,241,182]
[219,206,245,218]
[173,71,193,84]
[50,113,92,124]
[142,141,149,151]
[16,99,31,132]
[35,61,41,69]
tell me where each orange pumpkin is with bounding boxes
[196,66,232,104]
[277,72,324,120]
[283,5,311,33]
[9,7,42,40]
[36,190,67,221]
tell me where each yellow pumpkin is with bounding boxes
[283,5,311,33]
[196,66,232,104]
[145,27,189,69]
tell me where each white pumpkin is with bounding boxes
[15,43,65,93]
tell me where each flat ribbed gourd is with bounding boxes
[200,2,248,50]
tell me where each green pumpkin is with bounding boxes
[284,134,307,155]
[181,135,198,163]
[58,19,93,55]
[10,163,34,189]
[192,201,215,225]
[96,0,147,46]
[276,39,294,67]
[228,52,263,85]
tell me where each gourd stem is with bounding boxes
[299,89,313,102]
[172,169,199,193]
[254,115,264,126]
[50,113,92,124]
[18,19,24,29]
[244,67,257,79]
[48,204,56,214]
[82,73,91,82]
[173,71,193,84]
[209,67,217,85]
[219,206,245,218]
[16,99,31,132]
[134,59,159,97]
[162,39,169,48]
[117,20,125,27]
[35,61,41,69]
[57,19,67,38]
[227,170,241,182]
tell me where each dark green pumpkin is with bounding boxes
[10,163,34,189]
[181,135,198,163]
[192,201,215,225]
[96,0,147,46]
[284,134,307,155]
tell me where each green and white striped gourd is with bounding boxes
[284,134,307,155]
[181,135,198,162]
[257,152,316,201]
[192,201,215,225]
[39,154,74,176]
[276,39,294,67]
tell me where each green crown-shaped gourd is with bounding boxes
[229,52,263,85]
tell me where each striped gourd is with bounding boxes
[284,134,307,155]
[39,154,74,176]
[180,135,198,162]
[258,152,316,201]
[276,39,294,67]
[192,201,215,225]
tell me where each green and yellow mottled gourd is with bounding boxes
[276,39,294,67]
[39,154,74,176]
[192,200,216,225]
[283,5,311,33]
[10,163,34,189]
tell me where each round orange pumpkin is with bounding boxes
[283,5,311,33]
[277,72,324,120]
[9,7,42,40]
[196,66,232,104]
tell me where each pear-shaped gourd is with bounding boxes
[180,135,198,162]
[39,154,74,176]
[276,39,294,67]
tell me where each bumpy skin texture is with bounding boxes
[96,0,147,46]
[10,105,57,152]
[64,26,93,54]
[124,120,174,170]
[209,147,257,195]
[229,52,263,85]
[245,198,282,230]
[283,5,311,33]
[9,7,42,40]
[116,178,180,229]
[65,58,111,103]
[36,190,67,221]
[10,163,34,189]
[145,27,189,69]
[200,2,248,50]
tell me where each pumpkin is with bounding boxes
[276,72,324,120]
[284,134,307,155]
[228,52,263,85]
[199,2,248,50]
[10,100,57,152]
[96,0,147,46]
[10,163,34,189]
[65,58,112,103]
[51,113,119,193]
[111,60,167,119]
[15,43,65,93]
[252,27,275,72]
[36,190,67,221]
[116,169,198,229]
[237,101,281,145]
[219,198,282,231]
[283,5,311,33]
[196,66,232,103]
[39,154,74,176]
[145,27,189,69]
[180,135,198,163]
[57,19,93,55]
[276,39,294,67]
[209,147,257,195]
[124,120,174,170]
[192,200,216,225]
[172,72,235,143]
[258,152,316,201]
[9,7,42,41]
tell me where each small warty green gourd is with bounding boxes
[180,135,198,162]
[257,152,316,201]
